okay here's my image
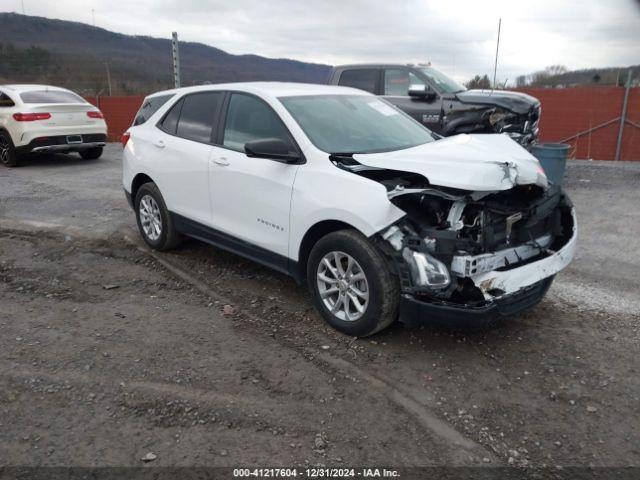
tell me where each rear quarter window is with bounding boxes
[20,90,86,104]
[134,94,174,126]
[0,92,15,107]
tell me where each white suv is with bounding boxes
[123,83,576,336]
[0,84,107,167]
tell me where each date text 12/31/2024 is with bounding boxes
[233,468,400,478]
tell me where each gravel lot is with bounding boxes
[1,145,639,470]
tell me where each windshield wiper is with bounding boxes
[329,152,361,157]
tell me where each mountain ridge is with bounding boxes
[0,12,332,95]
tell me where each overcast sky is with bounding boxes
[2,0,639,83]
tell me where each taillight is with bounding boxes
[121,131,131,147]
[13,112,51,122]
[87,110,104,119]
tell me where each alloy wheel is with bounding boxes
[316,251,369,321]
[0,136,9,165]
[139,194,162,241]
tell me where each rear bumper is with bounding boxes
[15,123,107,146]
[16,134,107,154]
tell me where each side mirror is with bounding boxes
[244,138,300,163]
[408,84,436,102]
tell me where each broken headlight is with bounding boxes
[402,248,451,289]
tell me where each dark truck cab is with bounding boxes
[327,64,541,148]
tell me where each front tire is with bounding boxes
[134,182,180,251]
[79,147,103,160]
[307,229,399,337]
[0,131,19,167]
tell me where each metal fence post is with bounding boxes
[615,70,632,161]
[172,32,181,89]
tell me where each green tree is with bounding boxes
[465,74,491,89]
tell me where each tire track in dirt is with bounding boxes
[131,235,495,462]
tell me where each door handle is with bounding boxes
[212,157,230,166]
[154,139,165,149]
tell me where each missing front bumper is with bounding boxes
[396,207,577,324]
[399,276,554,326]
[470,208,577,299]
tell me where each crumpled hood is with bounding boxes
[353,134,549,192]
[455,89,540,115]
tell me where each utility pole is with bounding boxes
[21,0,25,14]
[104,62,112,96]
[172,32,181,88]
[92,9,95,26]
[614,69,632,161]
[492,18,502,91]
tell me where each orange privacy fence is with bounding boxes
[85,95,144,142]
[87,87,640,160]
[515,87,639,161]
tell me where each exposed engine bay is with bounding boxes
[332,154,576,308]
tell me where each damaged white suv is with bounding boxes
[123,83,577,336]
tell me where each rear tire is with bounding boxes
[79,147,103,160]
[0,131,19,167]
[307,229,399,337]
[134,182,180,251]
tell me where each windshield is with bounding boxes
[418,67,466,94]
[20,90,86,104]
[279,94,435,154]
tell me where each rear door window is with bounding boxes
[20,90,86,104]
[134,94,174,125]
[175,92,224,144]
[338,69,379,94]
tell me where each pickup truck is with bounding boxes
[327,64,541,148]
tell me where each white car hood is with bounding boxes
[353,134,548,192]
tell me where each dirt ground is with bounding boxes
[0,146,639,470]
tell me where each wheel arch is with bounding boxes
[0,126,14,144]
[0,124,23,147]
[295,219,363,282]
[131,173,156,203]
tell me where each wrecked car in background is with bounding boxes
[123,83,575,337]
[328,64,541,148]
